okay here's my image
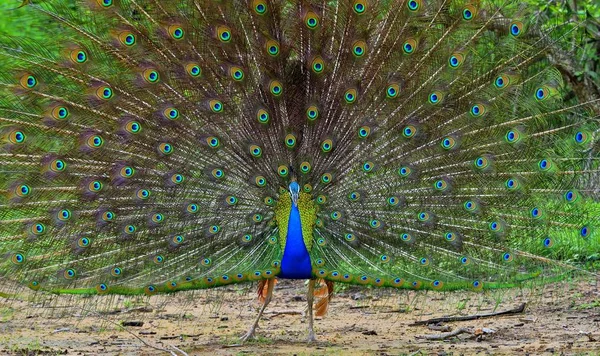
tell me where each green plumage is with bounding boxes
[0,0,598,302]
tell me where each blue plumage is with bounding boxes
[280,203,312,279]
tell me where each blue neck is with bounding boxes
[279,204,312,279]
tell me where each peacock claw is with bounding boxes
[240,331,256,343]
[307,333,317,343]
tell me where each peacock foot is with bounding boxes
[240,330,256,343]
[307,332,317,343]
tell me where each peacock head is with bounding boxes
[289,180,300,206]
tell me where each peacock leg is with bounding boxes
[306,279,316,342]
[240,278,275,342]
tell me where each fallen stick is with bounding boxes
[416,327,473,340]
[409,303,526,326]
[266,310,302,316]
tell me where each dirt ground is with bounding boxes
[1,278,599,355]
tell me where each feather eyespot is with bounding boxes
[269,80,283,96]
[111,267,122,277]
[265,39,279,56]
[321,173,332,184]
[473,156,490,170]
[96,0,113,7]
[86,134,104,149]
[7,129,26,144]
[63,268,77,280]
[316,195,327,204]
[284,134,296,148]
[538,158,553,172]
[249,145,262,157]
[353,0,367,13]
[304,11,319,29]
[400,232,412,242]
[311,56,325,73]
[448,52,465,68]
[170,173,185,184]
[441,137,456,150]
[387,196,400,207]
[119,166,135,178]
[402,125,416,138]
[352,40,367,57]
[564,190,579,203]
[101,211,115,222]
[462,4,477,20]
[306,106,319,121]
[386,83,400,98]
[300,161,311,174]
[136,189,150,199]
[163,107,179,120]
[509,21,525,37]
[15,184,31,198]
[463,200,478,212]
[158,143,173,155]
[20,74,37,89]
[252,0,267,15]
[277,165,289,177]
[348,191,360,201]
[95,86,114,100]
[255,175,267,187]
[580,226,591,238]
[57,209,71,221]
[77,237,91,248]
[211,168,225,179]
[257,108,270,124]
[402,38,417,54]
[118,31,136,46]
[505,129,522,144]
[124,121,141,134]
[209,100,223,113]
[206,136,220,148]
[230,66,244,81]
[344,88,357,103]
[216,25,232,42]
[11,253,25,265]
[185,63,201,77]
[362,161,375,172]
[398,166,412,177]
[151,213,164,223]
[142,69,160,83]
[321,139,333,153]
[470,103,487,117]
[493,73,518,89]
[358,126,371,138]
[50,105,69,121]
[407,0,421,11]
[428,91,443,105]
[69,49,88,64]
[30,223,45,235]
[168,25,185,40]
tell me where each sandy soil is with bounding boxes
[1,278,599,355]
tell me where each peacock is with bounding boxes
[0,0,599,344]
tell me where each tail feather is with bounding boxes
[0,0,598,299]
